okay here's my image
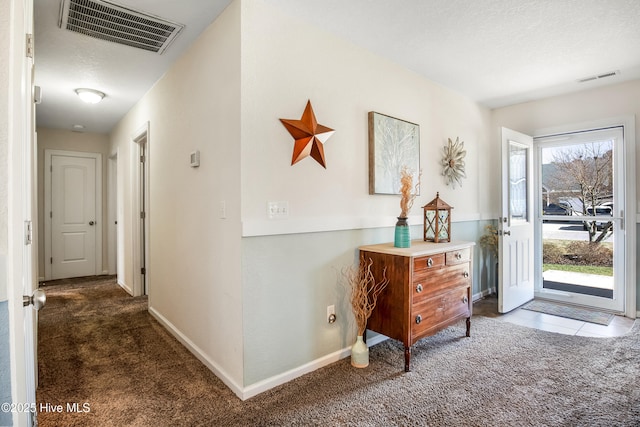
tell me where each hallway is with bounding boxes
[37,276,229,426]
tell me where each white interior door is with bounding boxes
[46,151,102,280]
[499,128,535,313]
[7,1,38,425]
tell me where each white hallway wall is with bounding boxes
[109,0,244,393]
[492,79,640,309]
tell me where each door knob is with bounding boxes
[89,221,95,226]
[503,230,511,236]
[23,289,46,311]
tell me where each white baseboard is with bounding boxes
[473,288,495,302]
[118,280,133,296]
[243,332,389,400]
[242,345,351,400]
[148,306,245,399]
[365,332,388,347]
[147,304,393,401]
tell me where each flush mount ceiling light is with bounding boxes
[75,88,105,104]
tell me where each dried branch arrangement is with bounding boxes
[399,166,422,218]
[343,258,389,336]
[479,224,499,258]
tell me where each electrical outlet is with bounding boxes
[327,305,336,324]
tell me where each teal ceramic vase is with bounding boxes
[394,217,410,248]
[351,335,369,368]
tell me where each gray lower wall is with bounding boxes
[0,301,12,427]
[241,220,494,386]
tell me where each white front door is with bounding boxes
[45,151,102,280]
[499,128,535,313]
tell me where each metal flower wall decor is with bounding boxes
[441,137,467,188]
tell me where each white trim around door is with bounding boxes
[44,149,103,280]
[131,122,150,297]
[533,116,636,319]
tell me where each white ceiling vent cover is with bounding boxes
[577,70,620,84]
[58,0,184,54]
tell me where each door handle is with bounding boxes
[503,231,511,236]
[89,221,95,226]
[23,289,46,311]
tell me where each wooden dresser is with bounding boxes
[358,240,474,371]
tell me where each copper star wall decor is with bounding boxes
[280,100,335,168]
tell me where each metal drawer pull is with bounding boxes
[455,252,462,260]
[463,271,469,278]
[427,258,433,267]
[416,284,423,293]
[415,315,422,324]
[462,295,468,304]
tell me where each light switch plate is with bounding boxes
[267,201,289,219]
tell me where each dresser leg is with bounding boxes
[404,346,411,372]
[466,317,471,337]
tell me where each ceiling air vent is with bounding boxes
[577,70,620,83]
[59,0,184,54]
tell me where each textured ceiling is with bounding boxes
[34,0,233,134]
[269,0,640,107]
[34,0,640,134]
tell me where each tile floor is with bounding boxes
[474,295,636,337]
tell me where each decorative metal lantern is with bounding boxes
[423,192,453,243]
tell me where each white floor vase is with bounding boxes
[351,335,369,368]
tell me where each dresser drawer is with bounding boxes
[414,253,445,272]
[411,286,471,337]
[446,247,471,265]
[412,263,470,304]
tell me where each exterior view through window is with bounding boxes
[538,127,624,311]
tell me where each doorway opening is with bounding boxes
[132,123,149,297]
[108,153,118,277]
[536,127,626,313]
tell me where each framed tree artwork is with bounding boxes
[368,112,420,195]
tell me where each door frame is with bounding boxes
[108,152,118,275]
[533,116,636,318]
[44,149,103,280]
[131,122,150,297]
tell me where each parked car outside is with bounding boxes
[583,205,613,230]
[543,203,571,217]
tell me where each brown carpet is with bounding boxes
[37,277,640,426]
